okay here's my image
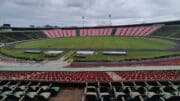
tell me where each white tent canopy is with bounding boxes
[44,50,63,56]
[76,51,95,55]
[103,51,127,55]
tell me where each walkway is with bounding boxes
[0,65,179,72]
[107,72,123,81]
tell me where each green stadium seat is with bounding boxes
[38,92,51,101]
[48,86,60,96]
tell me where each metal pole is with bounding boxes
[82,16,85,35]
[82,16,85,28]
[109,14,112,26]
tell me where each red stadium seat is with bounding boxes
[42,29,77,38]
[0,71,177,83]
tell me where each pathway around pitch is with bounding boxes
[39,52,72,68]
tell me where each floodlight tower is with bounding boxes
[108,14,112,26]
[82,16,85,28]
[82,16,85,35]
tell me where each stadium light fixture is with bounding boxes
[109,14,112,26]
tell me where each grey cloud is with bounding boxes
[0,0,180,27]
[65,0,95,8]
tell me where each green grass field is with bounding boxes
[73,51,180,62]
[16,37,176,49]
[2,37,179,61]
[1,48,180,61]
[0,48,66,61]
[0,48,44,60]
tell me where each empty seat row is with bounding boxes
[84,81,180,101]
[42,25,162,38]
[115,71,177,81]
[115,25,162,37]
[43,29,76,38]
[80,28,112,37]
[0,81,60,101]
[0,71,178,83]
[29,72,112,83]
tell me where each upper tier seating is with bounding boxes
[42,24,163,38]
[115,25,162,37]
[0,71,178,83]
[43,29,76,38]
[80,28,113,37]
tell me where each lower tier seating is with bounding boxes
[0,80,179,101]
[84,81,180,101]
[0,71,178,83]
[115,71,177,81]
[0,81,60,101]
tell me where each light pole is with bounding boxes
[82,16,85,28]
[109,14,112,26]
[82,16,85,35]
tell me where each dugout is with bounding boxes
[76,51,95,58]
[24,50,42,54]
[103,51,127,56]
[44,50,63,57]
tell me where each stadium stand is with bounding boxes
[0,80,179,101]
[3,23,180,42]
[79,28,113,37]
[0,81,60,101]
[27,72,112,83]
[151,25,180,38]
[42,24,163,38]
[0,31,46,42]
[0,21,180,101]
[43,29,76,38]
[0,71,178,83]
[84,81,180,101]
[115,25,162,37]
[115,71,177,81]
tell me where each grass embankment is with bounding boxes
[0,48,67,61]
[73,51,180,62]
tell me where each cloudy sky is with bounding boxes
[0,0,180,27]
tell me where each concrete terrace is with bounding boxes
[0,65,179,72]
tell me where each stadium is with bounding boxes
[0,1,180,101]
